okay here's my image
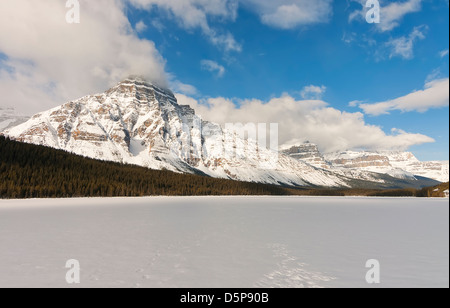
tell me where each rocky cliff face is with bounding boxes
[282,143,448,183]
[324,151,449,183]
[282,143,329,169]
[5,78,443,188]
[5,78,359,188]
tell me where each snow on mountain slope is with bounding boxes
[0,107,29,132]
[5,78,357,188]
[395,160,448,183]
[324,151,449,183]
[282,142,330,170]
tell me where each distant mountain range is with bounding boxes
[2,78,446,189]
[0,107,28,132]
[283,143,449,183]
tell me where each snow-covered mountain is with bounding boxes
[3,78,441,188]
[3,78,351,188]
[323,151,449,183]
[282,143,330,170]
[0,107,28,132]
[284,142,448,183]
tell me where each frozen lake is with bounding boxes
[0,197,448,288]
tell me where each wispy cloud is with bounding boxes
[300,85,327,100]
[349,100,365,107]
[170,79,198,96]
[201,60,226,78]
[378,0,423,31]
[128,0,242,52]
[349,0,423,32]
[440,49,449,58]
[150,19,165,32]
[244,0,333,29]
[386,25,427,60]
[356,78,449,116]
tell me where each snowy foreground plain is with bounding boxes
[0,196,448,288]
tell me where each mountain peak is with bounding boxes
[283,143,330,169]
[118,76,172,94]
[4,79,448,186]
[125,75,149,83]
[105,76,177,105]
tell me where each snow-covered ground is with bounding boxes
[0,197,448,288]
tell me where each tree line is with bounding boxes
[0,136,295,198]
[1,136,446,199]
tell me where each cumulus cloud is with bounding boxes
[0,0,167,115]
[130,0,333,37]
[128,0,242,52]
[201,60,226,77]
[300,85,327,100]
[243,0,333,29]
[176,93,434,153]
[349,0,423,32]
[357,78,449,115]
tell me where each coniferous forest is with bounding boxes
[0,136,447,199]
[0,136,295,198]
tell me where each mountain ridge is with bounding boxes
[0,135,442,199]
[0,107,28,132]
[3,78,443,188]
[283,143,449,183]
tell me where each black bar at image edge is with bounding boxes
[152,289,306,306]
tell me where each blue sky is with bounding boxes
[0,0,448,160]
[126,0,449,160]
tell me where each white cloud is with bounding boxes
[170,80,198,96]
[243,0,333,29]
[440,49,449,58]
[128,0,242,52]
[348,26,427,62]
[386,26,427,59]
[135,20,148,33]
[207,31,241,52]
[201,60,226,77]
[300,85,327,100]
[130,0,333,33]
[151,19,165,32]
[379,0,422,32]
[0,0,167,115]
[342,32,357,44]
[349,0,423,32]
[348,100,365,107]
[426,68,443,83]
[176,93,434,153]
[357,78,449,115]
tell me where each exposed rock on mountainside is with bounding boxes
[283,142,448,183]
[4,78,441,189]
[282,142,329,169]
[5,78,352,187]
[324,151,449,183]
